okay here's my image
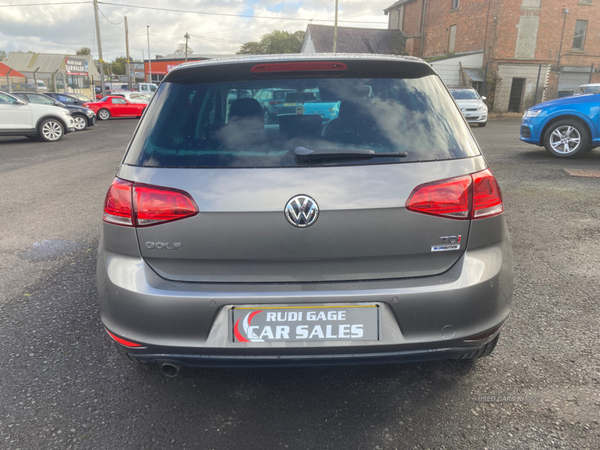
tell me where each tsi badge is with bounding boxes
[431,235,461,252]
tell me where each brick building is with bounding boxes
[384,0,600,112]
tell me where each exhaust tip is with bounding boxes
[160,362,182,377]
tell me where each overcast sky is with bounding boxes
[0,0,393,61]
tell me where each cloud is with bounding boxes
[0,0,392,60]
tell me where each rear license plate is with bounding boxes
[284,102,296,106]
[231,304,379,343]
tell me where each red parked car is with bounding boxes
[83,96,147,121]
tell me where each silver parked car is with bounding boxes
[97,54,513,376]
[449,87,488,127]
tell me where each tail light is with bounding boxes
[103,178,198,227]
[406,169,503,220]
[471,169,504,218]
[269,101,282,105]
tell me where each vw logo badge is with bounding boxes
[285,195,319,228]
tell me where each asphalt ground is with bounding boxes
[0,119,598,449]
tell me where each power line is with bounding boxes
[0,1,90,6]
[341,9,384,20]
[97,1,387,24]
[97,6,124,25]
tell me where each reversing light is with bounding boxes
[251,62,348,73]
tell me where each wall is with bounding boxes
[422,0,490,58]
[429,51,484,86]
[494,62,550,112]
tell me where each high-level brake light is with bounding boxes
[406,169,504,220]
[251,62,348,73]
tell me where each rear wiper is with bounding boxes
[294,147,407,163]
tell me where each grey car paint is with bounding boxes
[118,156,485,283]
[97,214,511,353]
[96,54,513,368]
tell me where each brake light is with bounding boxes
[406,169,504,220]
[105,329,144,348]
[103,178,198,227]
[251,62,347,73]
[133,184,198,226]
[103,178,134,226]
[472,169,504,218]
[405,175,472,220]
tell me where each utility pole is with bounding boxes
[93,0,106,97]
[333,0,339,53]
[125,16,132,91]
[184,32,190,62]
[147,26,152,84]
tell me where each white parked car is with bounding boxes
[449,87,488,127]
[572,83,600,96]
[0,91,75,141]
[107,91,153,104]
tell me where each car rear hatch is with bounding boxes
[115,56,488,284]
[119,160,486,283]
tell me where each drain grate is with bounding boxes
[563,168,600,178]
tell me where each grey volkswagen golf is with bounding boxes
[97,54,513,376]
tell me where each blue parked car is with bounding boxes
[520,94,599,158]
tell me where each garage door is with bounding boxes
[558,70,590,96]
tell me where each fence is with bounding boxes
[1,72,96,100]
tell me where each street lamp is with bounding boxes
[147,25,152,83]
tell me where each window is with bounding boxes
[451,0,459,10]
[0,93,19,104]
[28,94,55,105]
[572,20,588,50]
[112,98,127,104]
[58,95,75,104]
[448,25,457,53]
[124,76,480,169]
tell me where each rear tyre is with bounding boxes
[98,109,111,121]
[455,335,499,360]
[477,122,487,128]
[543,119,589,158]
[38,118,65,142]
[73,114,88,131]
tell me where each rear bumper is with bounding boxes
[97,216,513,365]
[124,340,500,368]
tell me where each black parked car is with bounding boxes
[11,91,97,131]
[45,92,90,107]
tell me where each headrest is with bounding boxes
[228,98,264,131]
[279,115,322,139]
[230,98,263,119]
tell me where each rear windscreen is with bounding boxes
[124,76,480,168]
